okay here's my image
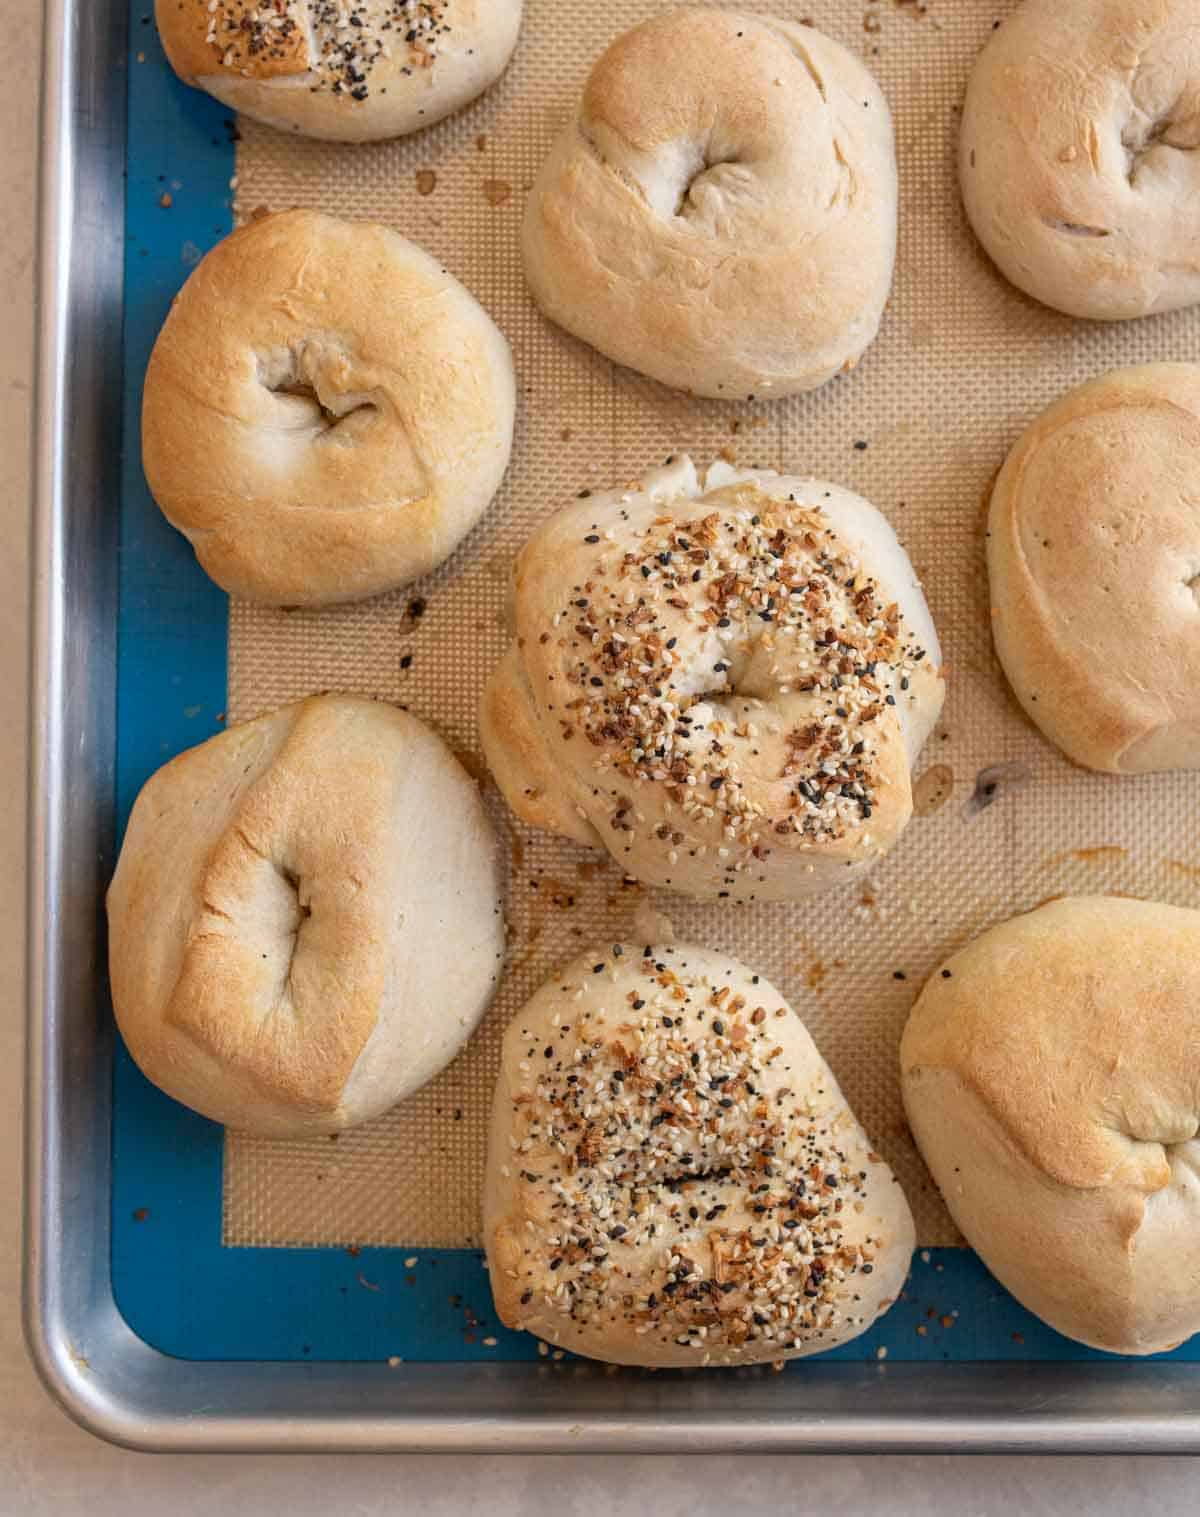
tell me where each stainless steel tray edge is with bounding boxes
[23,0,1200,1453]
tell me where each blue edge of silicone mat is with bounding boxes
[112,6,1193,1369]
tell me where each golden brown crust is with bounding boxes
[481,458,944,902]
[158,0,313,82]
[987,363,1200,773]
[164,699,392,1112]
[142,210,514,607]
[960,0,1200,320]
[479,644,600,847]
[485,943,914,1367]
[901,895,1200,1354]
[107,695,505,1136]
[522,8,897,399]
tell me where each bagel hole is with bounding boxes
[279,863,312,922]
[674,155,742,218]
[269,379,378,435]
[1122,107,1199,183]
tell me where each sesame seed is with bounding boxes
[525,478,927,898]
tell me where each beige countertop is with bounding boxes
[3,0,1199,1507]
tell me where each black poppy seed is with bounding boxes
[712,1020,725,1035]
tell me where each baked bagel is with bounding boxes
[156,0,523,143]
[142,209,515,607]
[902,896,1200,1355]
[481,456,944,902]
[987,363,1200,773]
[107,695,504,1137]
[961,0,1200,320]
[523,8,897,399]
[486,942,915,1367]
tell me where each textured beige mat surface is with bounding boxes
[221,0,1200,1249]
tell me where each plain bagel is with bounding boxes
[481,456,945,902]
[522,8,898,399]
[961,0,1200,320]
[987,363,1200,773]
[142,209,515,607]
[155,0,523,143]
[107,695,505,1137]
[485,942,915,1367]
[901,896,1200,1356]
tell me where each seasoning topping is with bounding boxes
[201,0,450,98]
[541,481,926,879]
[500,952,884,1360]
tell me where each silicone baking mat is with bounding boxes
[111,0,1200,1363]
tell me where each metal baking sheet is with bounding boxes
[23,0,1200,1449]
